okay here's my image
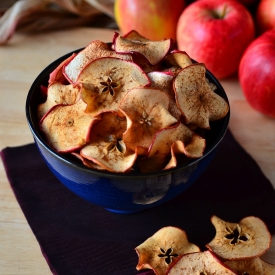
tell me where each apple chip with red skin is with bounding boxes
[80,138,137,173]
[37,82,81,121]
[173,63,229,129]
[71,152,105,171]
[138,123,205,173]
[88,111,127,143]
[64,40,133,83]
[40,99,98,153]
[224,257,275,275]
[113,31,173,66]
[135,226,200,275]
[119,87,178,152]
[206,215,272,260]
[80,111,137,173]
[147,71,181,120]
[167,250,237,275]
[49,53,76,85]
[164,133,206,170]
[77,57,150,116]
[164,50,192,69]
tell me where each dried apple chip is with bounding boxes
[64,40,133,83]
[77,57,150,116]
[224,257,275,275]
[135,226,200,275]
[71,152,105,171]
[119,87,178,151]
[80,111,136,173]
[164,50,192,69]
[147,71,181,120]
[167,250,237,275]
[173,63,229,129]
[164,134,206,170]
[88,111,127,143]
[40,99,97,153]
[49,53,76,85]
[37,82,81,121]
[262,260,275,274]
[138,123,205,173]
[113,31,173,65]
[80,139,137,173]
[206,215,272,260]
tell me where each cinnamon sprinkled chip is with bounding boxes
[206,215,272,260]
[138,123,205,173]
[173,63,229,129]
[64,40,133,83]
[40,99,97,153]
[224,257,275,275]
[119,87,178,151]
[135,226,200,275]
[167,251,237,275]
[77,57,150,116]
[37,82,81,121]
[113,30,173,66]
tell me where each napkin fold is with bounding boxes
[1,130,275,275]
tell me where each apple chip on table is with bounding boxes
[38,30,229,173]
[135,216,275,275]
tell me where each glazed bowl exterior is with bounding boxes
[26,49,230,214]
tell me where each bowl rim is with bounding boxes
[26,48,230,179]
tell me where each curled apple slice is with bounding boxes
[206,215,272,260]
[173,63,229,129]
[147,71,181,120]
[164,50,192,69]
[135,226,200,275]
[262,260,275,274]
[224,257,275,275]
[167,251,237,275]
[138,123,205,173]
[80,139,137,173]
[71,152,105,171]
[113,31,173,65]
[119,87,178,151]
[80,111,136,173]
[37,82,81,121]
[40,99,98,153]
[88,111,127,143]
[49,53,76,85]
[77,57,150,116]
[164,133,206,170]
[64,40,133,83]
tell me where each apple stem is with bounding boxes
[220,5,227,19]
[212,5,227,19]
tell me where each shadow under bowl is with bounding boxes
[26,49,230,214]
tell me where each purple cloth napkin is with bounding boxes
[1,130,275,275]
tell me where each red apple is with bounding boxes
[114,0,185,41]
[176,0,255,79]
[256,0,275,34]
[239,29,275,118]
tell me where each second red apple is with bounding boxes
[256,0,275,34]
[176,0,255,79]
[114,0,185,41]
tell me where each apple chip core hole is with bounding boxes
[224,226,249,245]
[158,248,179,265]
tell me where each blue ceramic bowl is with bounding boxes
[26,49,230,214]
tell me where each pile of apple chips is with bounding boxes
[135,215,275,275]
[38,30,229,173]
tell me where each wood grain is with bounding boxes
[0,27,274,274]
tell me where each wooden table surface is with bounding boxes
[0,27,274,274]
